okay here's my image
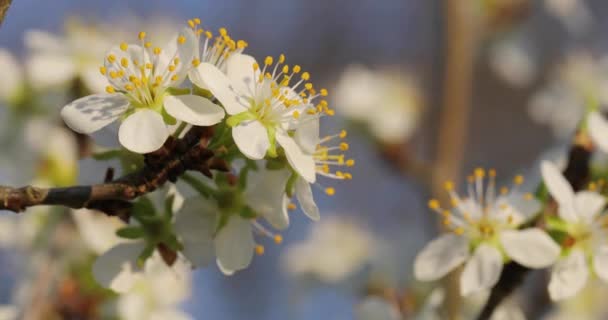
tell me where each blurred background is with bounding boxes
[0,0,606,319]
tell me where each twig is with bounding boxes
[0,126,226,219]
[475,132,593,320]
[0,0,12,27]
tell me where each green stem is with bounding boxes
[173,121,188,138]
[180,173,217,198]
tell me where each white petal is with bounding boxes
[295,177,320,221]
[92,242,146,293]
[460,244,503,296]
[174,198,217,268]
[80,66,109,94]
[71,209,126,254]
[232,120,270,160]
[226,53,260,98]
[500,228,560,268]
[294,115,320,154]
[500,192,541,223]
[540,161,577,222]
[214,216,255,274]
[244,168,291,229]
[549,249,589,300]
[61,93,129,134]
[194,63,248,115]
[118,109,169,154]
[574,191,606,224]
[24,30,66,52]
[26,54,76,90]
[164,94,225,126]
[593,246,608,282]
[276,131,316,183]
[414,233,469,281]
[589,111,608,153]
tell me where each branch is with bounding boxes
[476,132,593,320]
[0,0,11,27]
[0,126,227,219]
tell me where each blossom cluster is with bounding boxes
[50,18,353,291]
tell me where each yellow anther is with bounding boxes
[120,42,128,51]
[205,31,212,39]
[306,109,317,115]
[107,54,116,63]
[325,187,336,196]
[339,130,347,138]
[171,74,178,81]
[292,111,300,119]
[500,187,509,195]
[109,71,118,79]
[168,65,176,72]
[428,199,441,210]
[301,72,310,80]
[154,47,162,55]
[99,66,107,75]
[282,65,289,74]
[339,142,349,151]
[474,168,485,178]
[145,41,152,48]
[293,65,301,73]
[441,210,451,217]
[120,58,129,68]
[454,228,464,235]
[524,193,534,200]
[274,235,283,244]
[305,83,313,90]
[237,40,248,49]
[138,31,146,40]
[489,169,496,177]
[253,62,259,71]
[443,218,451,226]
[346,159,355,167]
[255,245,265,255]
[287,203,297,211]
[326,109,335,116]
[124,84,134,91]
[444,180,454,191]
[145,63,153,69]
[514,175,524,185]
[178,35,186,44]
[188,20,195,28]
[320,88,328,96]
[589,182,597,191]
[174,58,180,65]
[194,18,201,24]
[219,27,228,37]
[264,56,273,66]
[105,86,115,93]
[450,197,459,207]
[279,54,285,64]
[192,58,201,67]
[507,215,514,224]
[343,173,353,180]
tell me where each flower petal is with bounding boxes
[0,49,23,101]
[244,168,291,230]
[226,53,260,98]
[460,244,503,296]
[574,191,606,224]
[71,209,126,254]
[500,228,560,268]
[593,246,608,282]
[194,63,248,115]
[118,109,169,154]
[549,249,589,300]
[232,120,270,160]
[164,94,225,126]
[276,131,316,183]
[214,216,254,275]
[540,161,577,222]
[414,233,469,281]
[26,54,76,90]
[61,93,129,134]
[174,197,217,268]
[294,115,320,154]
[92,242,146,293]
[295,177,320,221]
[588,111,608,153]
[355,297,401,320]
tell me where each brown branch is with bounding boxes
[0,126,226,219]
[0,0,11,27]
[476,132,593,320]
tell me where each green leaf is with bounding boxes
[132,196,156,218]
[239,206,257,219]
[137,244,156,268]
[163,235,183,252]
[164,194,175,219]
[116,227,145,239]
[285,171,298,197]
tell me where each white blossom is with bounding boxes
[541,161,608,300]
[355,297,401,320]
[414,169,560,296]
[0,49,24,104]
[60,28,224,153]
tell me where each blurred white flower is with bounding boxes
[544,0,592,35]
[283,216,374,283]
[0,49,24,104]
[115,254,193,320]
[489,38,537,88]
[529,52,608,138]
[356,296,401,320]
[175,168,290,275]
[60,28,224,153]
[540,161,608,300]
[544,282,608,319]
[588,112,608,153]
[192,53,324,182]
[71,209,127,254]
[414,169,559,296]
[0,305,17,320]
[333,64,422,143]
